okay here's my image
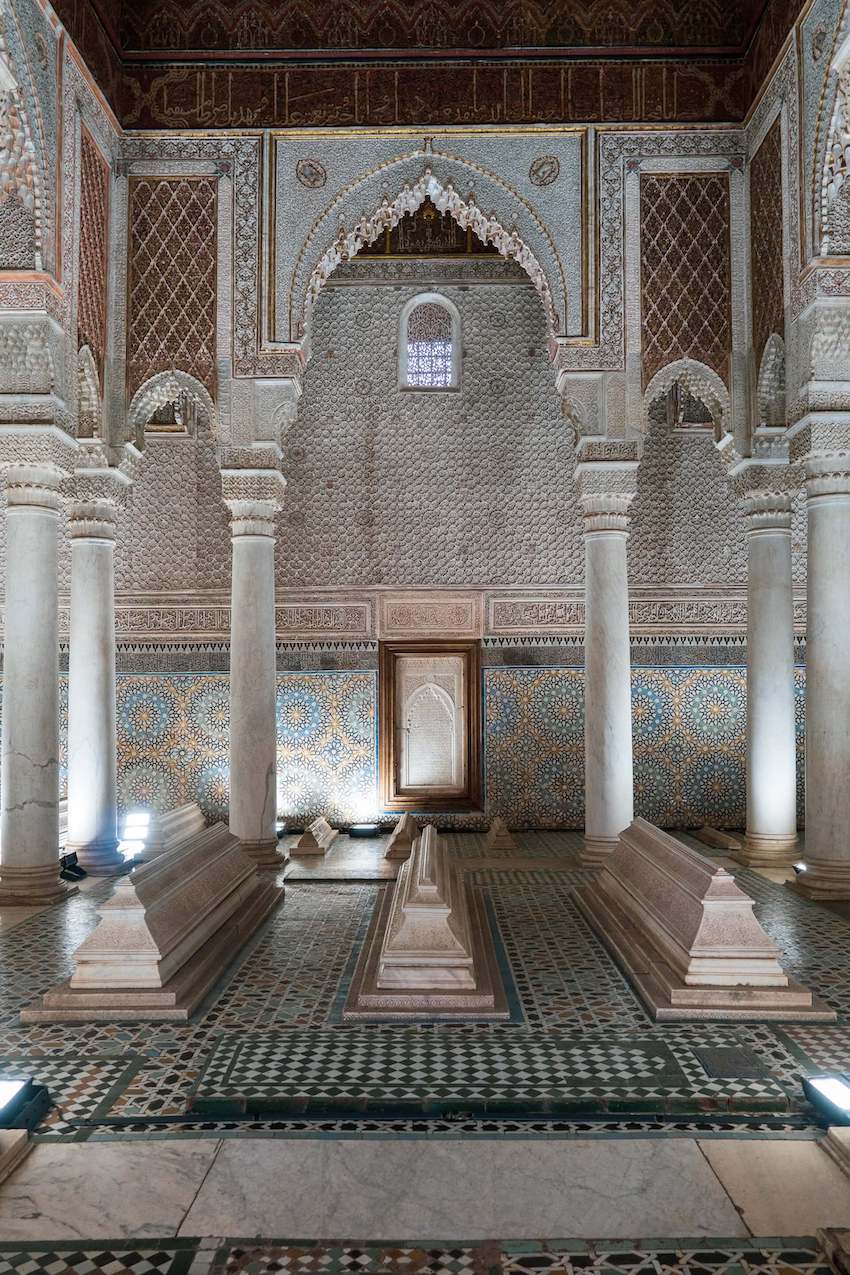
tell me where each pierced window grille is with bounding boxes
[405,301,454,388]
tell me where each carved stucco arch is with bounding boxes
[643,359,730,438]
[0,15,45,270]
[128,371,219,445]
[290,154,567,347]
[815,1,850,254]
[77,345,101,438]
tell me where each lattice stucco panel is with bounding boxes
[750,117,785,363]
[126,176,217,398]
[77,126,110,378]
[640,172,732,388]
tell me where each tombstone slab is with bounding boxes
[344,825,509,1019]
[21,823,283,1022]
[385,812,418,860]
[483,816,516,853]
[138,802,206,861]
[575,818,835,1022]
[293,816,338,855]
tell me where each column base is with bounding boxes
[580,836,620,867]
[66,840,128,878]
[788,859,850,901]
[237,839,288,871]
[0,863,78,906]
[732,832,799,870]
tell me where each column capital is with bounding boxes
[731,461,796,533]
[221,450,286,535]
[67,498,118,542]
[574,439,640,534]
[2,462,64,512]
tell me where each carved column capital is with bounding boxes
[789,417,850,503]
[731,459,796,534]
[220,449,286,536]
[574,439,640,535]
[2,463,64,513]
[67,498,118,542]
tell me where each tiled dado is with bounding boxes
[0,666,805,829]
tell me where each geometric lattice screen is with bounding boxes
[77,126,110,380]
[127,176,217,399]
[640,172,732,388]
[750,118,785,364]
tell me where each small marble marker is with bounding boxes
[293,816,339,855]
[483,816,516,853]
[693,825,742,853]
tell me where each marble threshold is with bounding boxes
[0,1136,848,1242]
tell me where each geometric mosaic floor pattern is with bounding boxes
[0,1239,833,1275]
[213,1238,832,1275]
[1,831,849,1138]
[190,1028,792,1116]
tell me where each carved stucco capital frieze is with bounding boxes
[729,456,796,533]
[2,461,64,513]
[67,497,119,541]
[573,438,640,534]
[220,450,286,537]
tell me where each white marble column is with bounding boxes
[226,495,283,869]
[794,454,850,899]
[737,487,798,866]
[65,498,123,876]
[575,442,640,865]
[0,465,74,904]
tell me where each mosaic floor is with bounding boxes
[0,1238,833,1275]
[0,832,848,1139]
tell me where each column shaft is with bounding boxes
[583,519,634,863]
[66,501,123,875]
[229,506,281,868]
[0,467,73,904]
[794,461,850,898]
[739,494,798,866]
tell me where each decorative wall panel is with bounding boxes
[77,126,110,379]
[283,269,580,588]
[750,117,785,363]
[126,176,217,399]
[640,172,732,387]
[484,667,806,830]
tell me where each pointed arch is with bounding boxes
[128,371,218,445]
[290,155,566,347]
[643,359,730,439]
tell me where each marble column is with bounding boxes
[737,486,798,867]
[226,495,283,869]
[0,465,74,904]
[65,498,124,876]
[793,454,850,899]
[575,442,640,865]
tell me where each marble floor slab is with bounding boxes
[179,1137,748,1240]
[0,1141,220,1240]
[699,1139,850,1235]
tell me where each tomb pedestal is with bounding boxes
[344,825,508,1019]
[575,818,834,1022]
[385,813,418,860]
[22,824,283,1022]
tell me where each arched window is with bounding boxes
[399,293,460,390]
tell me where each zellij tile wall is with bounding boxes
[0,666,805,830]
